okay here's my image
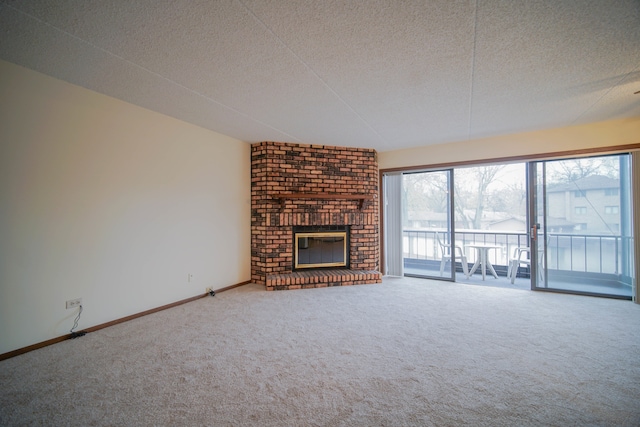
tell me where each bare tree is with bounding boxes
[403,172,449,216]
[403,164,519,231]
[486,181,526,217]
[455,165,506,229]
[549,157,618,183]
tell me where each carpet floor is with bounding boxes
[1,276,640,426]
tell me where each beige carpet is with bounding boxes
[1,276,640,426]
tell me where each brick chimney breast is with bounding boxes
[251,142,381,290]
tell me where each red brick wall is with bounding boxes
[251,142,380,288]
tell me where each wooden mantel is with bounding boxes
[274,193,375,210]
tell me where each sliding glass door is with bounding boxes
[402,170,458,280]
[529,154,635,298]
[384,153,636,300]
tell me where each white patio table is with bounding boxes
[466,243,501,280]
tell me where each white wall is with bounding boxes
[0,61,251,354]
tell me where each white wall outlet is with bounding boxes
[66,298,82,309]
[188,273,194,282]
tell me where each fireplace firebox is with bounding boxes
[293,226,349,270]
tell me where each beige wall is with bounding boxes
[0,61,251,355]
[379,117,640,170]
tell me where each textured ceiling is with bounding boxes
[1,0,639,152]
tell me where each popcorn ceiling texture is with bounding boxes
[251,142,381,290]
[1,1,637,150]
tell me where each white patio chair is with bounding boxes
[436,232,469,278]
[508,246,531,284]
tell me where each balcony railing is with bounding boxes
[403,229,631,277]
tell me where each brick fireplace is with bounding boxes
[251,141,382,290]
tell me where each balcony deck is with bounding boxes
[403,262,630,296]
[402,229,634,298]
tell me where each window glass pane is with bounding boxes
[604,206,619,214]
[540,154,633,297]
[402,170,455,279]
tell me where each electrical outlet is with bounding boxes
[188,273,194,282]
[66,298,82,309]
[205,287,212,293]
